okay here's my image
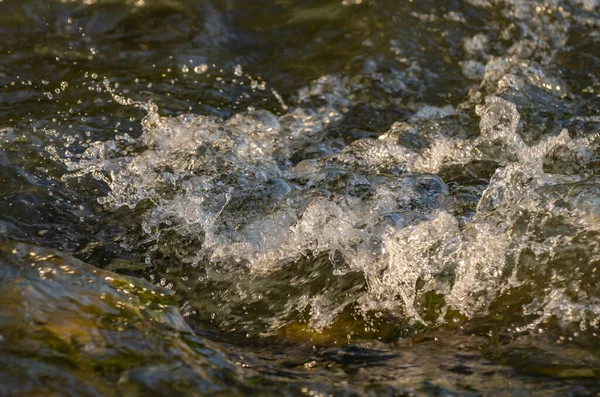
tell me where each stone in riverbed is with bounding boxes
[0,242,240,396]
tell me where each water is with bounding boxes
[1,0,600,395]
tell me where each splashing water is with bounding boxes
[3,0,600,394]
[55,62,600,340]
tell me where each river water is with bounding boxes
[1,0,600,395]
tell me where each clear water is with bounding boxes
[1,0,600,395]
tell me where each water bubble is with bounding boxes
[234,64,243,77]
[194,64,208,74]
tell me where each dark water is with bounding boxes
[2,0,600,395]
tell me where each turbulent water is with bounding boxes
[2,0,600,395]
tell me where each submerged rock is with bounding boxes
[0,242,240,396]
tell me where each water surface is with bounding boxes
[1,0,600,395]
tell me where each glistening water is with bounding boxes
[1,0,600,395]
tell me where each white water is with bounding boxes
[51,51,600,335]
